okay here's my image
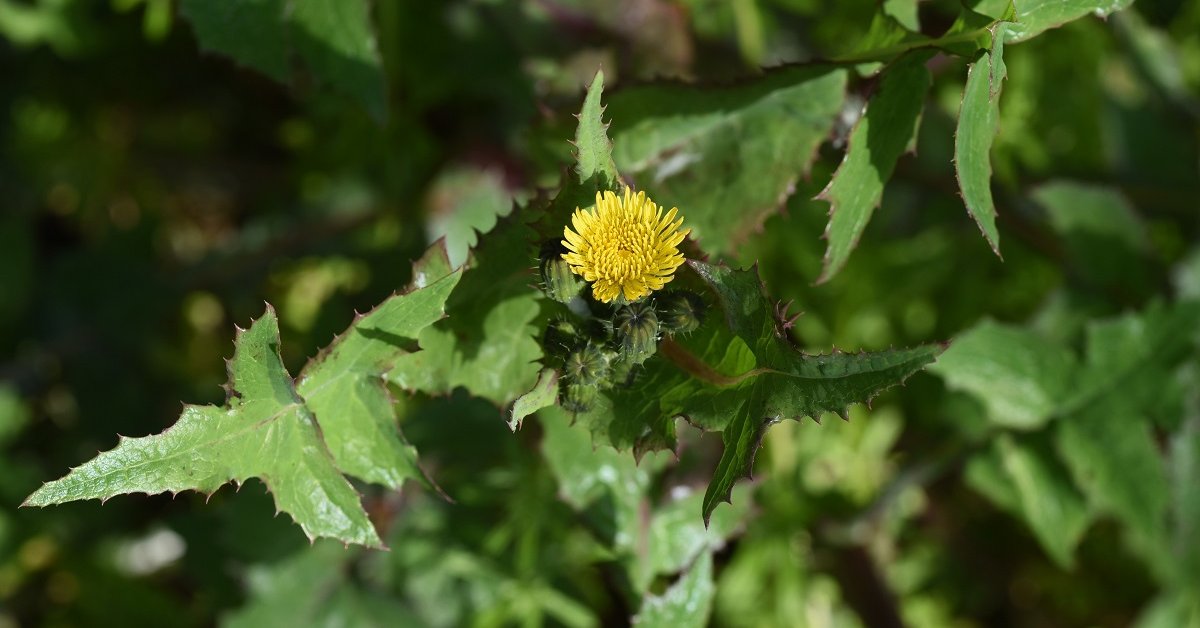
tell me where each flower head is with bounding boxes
[561,189,690,303]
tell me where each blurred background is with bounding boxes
[1,0,1198,626]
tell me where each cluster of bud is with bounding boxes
[535,246,707,413]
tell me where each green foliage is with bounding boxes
[5,0,1199,626]
[180,0,385,118]
[25,262,463,546]
[818,51,932,282]
[607,65,847,254]
[24,307,385,547]
[954,29,1010,256]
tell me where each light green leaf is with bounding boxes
[954,22,1010,257]
[224,542,420,628]
[633,552,715,628]
[607,66,847,254]
[180,0,386,118]
[510,368,559,431]
[540,406,655,555]
[967,434,1091,568]
[1056,403,1168,563]
[1169,415,1200,589]
[1052,303,1200,572]
[643,484,751,588]
[425,167,513,269]
[929,320,1075,429]
[1006,0,1135,43]
[882,0,920,32]
[575,70,621,190]
[24,307,382,547]
[295,267,463,490]
[1134,593,1200,628]
[817,51,932,282]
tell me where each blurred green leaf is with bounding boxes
[966,433,1092,568]
[633,552,715,628]
[818,51,932,282]
[930,321,1075,429]
[1032,181,1150,292]
[607,66,847,255]
[181,0,386,118]
[25,307,383,547]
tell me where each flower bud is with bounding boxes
[561,382,599,414]
[562,342,612,387]
[657,290,706,335]
[539,245,584,304]
[613,301,659,364]
[542,319,580,365]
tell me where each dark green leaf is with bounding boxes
[180,0,386,117]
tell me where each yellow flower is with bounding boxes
[561,188,690,303]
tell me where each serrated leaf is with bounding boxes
[24,307,382,547]
[693,263,942,522]
[390,206,544,408]
[954,24,1010,257]
[929,321,1075,429]
[633,552,715,628]
[606,66,847,254]
[817,51,932,283]
[575,70,621,190]
[966,433,1092,568]
[180,0,386,118]
[295,266,463,490]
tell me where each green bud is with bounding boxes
[562,342,612,387]
[542,319,580,365]
[539,244,584,304]
[657,290,706,335]
[613,301,659,364]
[561,382,599,413]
